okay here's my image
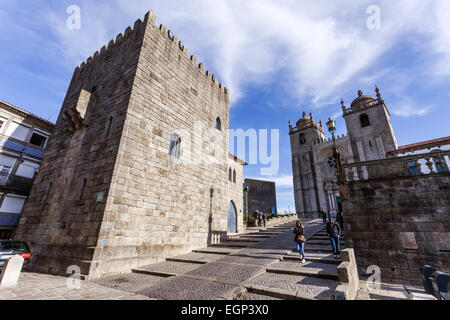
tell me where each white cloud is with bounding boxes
[391,101,433,118]
[41,0,450,108]
[247,174,293,188]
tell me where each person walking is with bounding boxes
[293,220,306,263]
[257,211,262,227]
[262,212,267,228]
[336,211,344,233]
[321,208,327,224]
[327,220,342,259]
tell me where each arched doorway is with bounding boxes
[227,201,237,234]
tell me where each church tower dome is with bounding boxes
[350,90,376,108]
[343,88,398,162]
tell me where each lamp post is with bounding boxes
[243,185,249,225]
[326,118,345,184]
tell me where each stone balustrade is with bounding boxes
[343,100,381,116]
[343,150,450,182]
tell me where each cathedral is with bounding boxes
[289,88,398,219]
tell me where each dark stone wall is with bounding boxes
[14,15,147,277]
[14,11,234,279]
[245,179,277,216]
[339,174,450,285]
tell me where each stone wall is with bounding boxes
[289,115,325,219]
[15,15,146,276]
[244,179,277,216]
[15,10,241,279]
[228,155,245,234]
[340,150,450,284]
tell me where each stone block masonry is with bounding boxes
[15,10,242,279]
[339,151,450,285]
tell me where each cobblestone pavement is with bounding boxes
[0,272,152,300]
[0,220,332,300]
[94,219,330,300]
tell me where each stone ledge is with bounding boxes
[334,248,360,300]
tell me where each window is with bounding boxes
[106,117,113,137]
[229,168,232,182]
[408,161,419,176]
[79,179,87,201]
[29,132,48,148]
[0,194,26,214]
[432,157,448,173]
[216,117,222,131]
[233,170,236,183]
[299,134,306,145]
[45,182,53,202]
[15,160,40,179]
[0,117,7,131]
[0,230,12,240]
[168,134,181,159]
[5,121,30,141]
[360,114,371,128]
[327,156,337,168]
[0,154,17,185]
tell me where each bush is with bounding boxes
[246,216,256,226]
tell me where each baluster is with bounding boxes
[425,157,434,174]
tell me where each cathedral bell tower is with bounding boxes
[342,88,398,162]
[289,112,326,219]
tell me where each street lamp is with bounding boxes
[326,118,345,183]
[243,185,249,224]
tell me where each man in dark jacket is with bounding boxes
[321,208,327,224]
[336,211,344,232]
[327,220,342,259]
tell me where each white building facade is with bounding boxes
[0,100,54,239]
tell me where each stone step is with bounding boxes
[193,247,240,255]
[212,242,252,248]
[307,240,336,245]
[132,261,202,277]
[237,292,282,300]
[244,273,337,300]
[93,273,169,294]
[293,245,333,253]
[226,238,261,243]
[266,261,339,280]
[283,253,341,265]
[236,234,272,239]
[257,231,282,235]
[166,252,225,265]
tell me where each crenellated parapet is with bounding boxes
[74,10,228,96]
[313,134,348,145]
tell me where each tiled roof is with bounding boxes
[229,152,248,165]
[397,136,450,151]
[0,99,55,127]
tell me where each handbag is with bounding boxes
[297,235,306,243]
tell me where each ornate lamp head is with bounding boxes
[326,118,336,134]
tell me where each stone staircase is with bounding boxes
[93,220,345,300]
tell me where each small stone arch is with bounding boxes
[360,114,371,128]
[227,200,237,234]
[216,117,222,131]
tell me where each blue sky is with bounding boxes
[1,0,450,213]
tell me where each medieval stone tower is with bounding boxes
[290,88,399,219]
[289,113,326,219]
[14,10,244,279]
[342,88,398,162]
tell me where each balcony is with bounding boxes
[342,150,450,182]
[0,174,34,194]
